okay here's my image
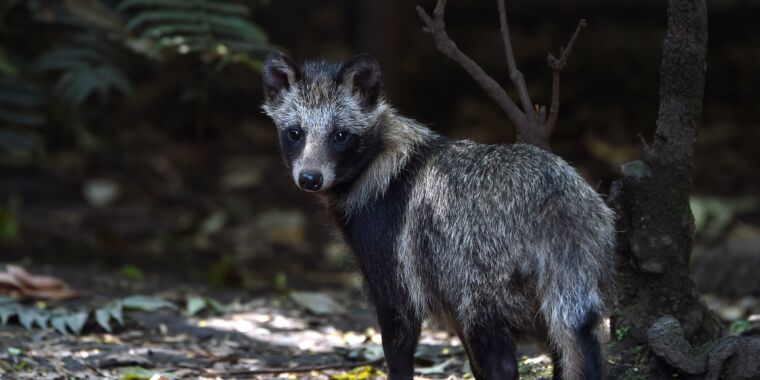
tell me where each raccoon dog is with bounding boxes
[261,51,615,380]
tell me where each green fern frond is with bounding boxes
[119,0,249,16]
[0,50,17,76]
[34,40,133,109]
[0,75,46,162]
[0,76,46,127]
[119,0,269,61]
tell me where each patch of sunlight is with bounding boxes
[523,354,551,365]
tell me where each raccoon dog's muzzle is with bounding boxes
[291,137,336,192]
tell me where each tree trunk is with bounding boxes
[610,0,722,367]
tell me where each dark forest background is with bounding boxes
[1,0,759,298]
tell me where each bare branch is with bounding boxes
[545,65,562,136]
[537,105,547,126]
[545,19,587,134]
[497,0,535,123]
[417,0,587,151]
[416,0,529,133]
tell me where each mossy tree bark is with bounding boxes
[609,0,723,372]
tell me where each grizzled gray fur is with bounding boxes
[261,51,616,380]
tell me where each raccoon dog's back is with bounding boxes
[397,140,615,335]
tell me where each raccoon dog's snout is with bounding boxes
[298,170,323,191]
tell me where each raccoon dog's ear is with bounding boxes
[262,51,301,102]
[338,54,382,108]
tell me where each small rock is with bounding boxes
[290,291,346,315]
[716,305,746,322]
[83,178,120,207]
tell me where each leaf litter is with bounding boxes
[0,264,557,379]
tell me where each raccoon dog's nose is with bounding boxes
[298,171,323,191]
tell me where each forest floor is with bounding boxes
[0,264,561,380]
[2,264,757,380]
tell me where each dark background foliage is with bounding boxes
[1,0,759,297]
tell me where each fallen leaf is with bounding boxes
[96,307,112,332]
[0,273,22,290]
[290,291,346,315]
[186,296,206,317]
[113,366,154,380]
[0,265,78,300]
[415,357,458,375]
[330,366,385,380]
[18,308,36,330]
[7,265,66,289]
[51,315,68,334]
[122,295,176,312]
[65,310,88,334]
[110,301,124,325]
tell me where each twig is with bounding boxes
[417,0,587,151]
[498,0,535,123]
[545,19,587,135]
[416,0,529,133]
[216,358,384,378]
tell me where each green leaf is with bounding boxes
[64,0,125,31]
[33,38,133,109]
[110,301,124,325]
[0,296,15,305]
[18,308,35,330]
[119,0,249,15]
[118,265,144,280]
[51,315,69,334]
[275,271,287,291]
[122,295,176,312]
[138,24,205,40]
[0,109,45,127]
[206,15,266,42]
[7,347,22,356]
[0,131,44,159]
[290,291,346,315]
[34,311,49,329]
[0,208,19,241]
[66,311,88,334]
[206,298,226,313]
[119,0,269,62]
[415,357,458,375]
[0,303,18,325]
[114,366,154,380]
[0,51,17,76]
[729,320,751,335]
[0,87,46,108]
[95,308,112,332]
[124,10,207,30]
[185,296,206,317]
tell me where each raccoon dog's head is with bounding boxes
[261,51,387,193]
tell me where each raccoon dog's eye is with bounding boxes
[287,128,301,142]
[333,131,350,144]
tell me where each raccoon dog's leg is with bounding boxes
[457,321,518,380]
[374,302,421,380]
[575,311,603,380]
[548,310,604,380]
[550,349,563,380]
